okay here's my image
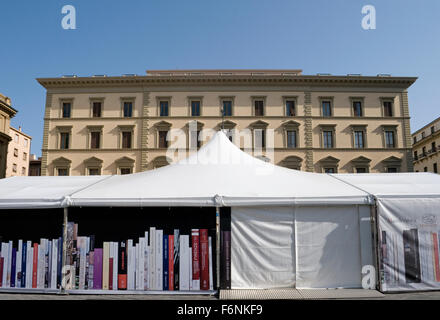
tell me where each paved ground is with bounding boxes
[0,291,440,300]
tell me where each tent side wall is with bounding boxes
[231,205,374,289]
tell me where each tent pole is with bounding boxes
[61,207,68,294]
[372,199,382,291]
[216,206,221,290]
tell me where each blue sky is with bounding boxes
[0,0,439,156]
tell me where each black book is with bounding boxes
[174,229,180,290]
[118,241,127,290]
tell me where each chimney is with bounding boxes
[19,126,22,132]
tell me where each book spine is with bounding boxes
[179,235,189,291]
[113,242,118,290]
[145,243,149,290]
[6,241,12,287]
[189,245,193,291]
[118,241,127,290]
[138,238,145,291]
[200,229,209,290]
[168,235,174,291]
[149,227,156,290]
[45,239,50,288]
[80,237,87,290]
[156,230,163,290]
[191,229,200,290]
[1,243,6,287]
[224,231,231,289]
[37,240,44,289]
[16,240,22,288]
[109,258,113,290]
[208,236,213,290]
[93,248,103,289]
[163,235,169,291]
[10,248,16,288]
[126,239,133,290]
[48,240,52,289]
[102,242,110,290]
[21,242,27,288]
[88,251,94,289]
[32,243,38,288]
[174,229,180,291]
[26,242,32,288]
[51,239,57,289]
[135,243,139,290]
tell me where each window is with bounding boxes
[123,102,133,117]
[160,101,169,117]
[383,101,393,117]
[120,168,132,175]
[92,102,102,117]
[323,131,333,148]
[413,136,417,144]
[354,131,364,148]
[421,132,425,139]
[122,131,132,149]
[355,167,367,174]
[322,101,332,117]
[353,101,363,117]
[90,132,101,149]
[14,148,18,157]
[62,102,71,118]
[222,101,232,116]
[21,167,26,175]
[286,100,296,116]
[14,134,19,143]
[191,100,201,116]
[12,163,17,173]
[254,129,266,149]
[287,130,297,148]
[434,163,438,174]
[23,152,27,161]
[414,151,418,160]
[324,168,336,174]
[385,131,395,148]
[57,168,69,176]
[60,133,69,149]
[24,139,28,147]
[431,126,435,134]
[432,142,436,152]
[158,131,168,148]
[424,167,428,172]
[254,100,264,116]
[422,146,427,156]
[88,168,100,176]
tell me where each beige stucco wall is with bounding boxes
[5,127,31,177]
[412,117,440,173]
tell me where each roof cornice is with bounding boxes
[36,74,418,89]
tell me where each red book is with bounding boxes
[199,229,210,290]
[32,243,38,288]
[109,257,113,290]
[191,229,200,289]
[432,233,440,281]
[0,257,4,287]
[168,235,174,291]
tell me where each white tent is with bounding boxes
[333,173,440,292]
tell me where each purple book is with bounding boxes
[11,248,16,288]
[93,248,103,289]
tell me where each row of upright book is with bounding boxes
[0,222,216,291]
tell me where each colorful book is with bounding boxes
[32,243,38,288]
[168,235,174,291]
[88,250,94,290]
[93,248,103,289]
[112,242,118,290]
[21,241,27,288]
[191,229,200,290]
[174,229,180,291]
[103,242,110,290]
[118,241,127,290]
[1,242,6,287]
[11,248,16,288]
[6,241,12,287]
[109,257,114,290]
[163,235,169,290]
[16,240,22,288]
[208,236,213,290]
[200,229,209,290]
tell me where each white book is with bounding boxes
[179,235,189,291]
[113,242,118,290]
[26,241,32,288]
[135,243,139,290]
[48,240,52,289]
[51,239,58,289]
[208,237,213,290]
[1,242,7,287]
[36,242,43,289]
[127,239,133,290]
[143,232,149,290]
[149,228,155,290]
[79,237,87,290]
[39,239,46,289]
[16,239,23,288]
[155,230,163,291]
[6,241,12,287]
[140,238,145,291]
[131,243,136,289]
[189,249,193,291]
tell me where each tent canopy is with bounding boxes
[0,176,110,209]
[332,172,440,199]
[67,131,370,207]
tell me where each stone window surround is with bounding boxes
[185,120,205,149]
[249,120,269,150]
[52,156,71,176]
[319,96,334,117]
[350,124,368,149]
[283,96,298,117]
[381,124,398,148]
[86,125,103,149]
[188,96,203,116]
[219,96,235,117]
[281,120,300,148]
[251,96,266,116]
[318,124,336,148]
[156,96,172,117]
[59,98,74,118]
[349,96,365,117]
[117,125,135,149]
[115,156,135,174]
[83,156,103,176]
[350,156,371,173]
[280,155,303,170]
[154,121,172,149]
[120,97,136,117]
[380,97,395,117]
[318,156,340,173]
[89,97,105,118]
[382,156,402,173]
[55,125,72,149]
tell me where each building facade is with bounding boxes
[37,70,416,176]
[6,126,32,177]
[412,116,440,173]
[29,154,42,176]
[0,93,17,178]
